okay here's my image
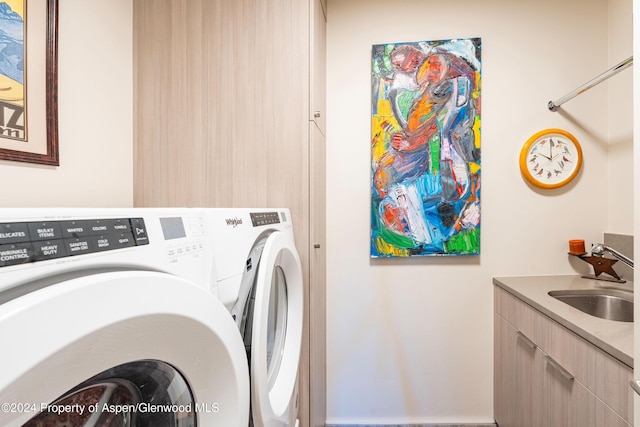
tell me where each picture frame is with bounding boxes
[371,37,482,257]
[0,0,58,166]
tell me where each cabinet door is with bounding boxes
[495,286,632,427]
[308,120,326,427]
[495,313,544,427]
[544,354,573,426]
[310,0,326,134]
[544,355,630,427]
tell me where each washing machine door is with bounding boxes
[250,231,303,427]
[0,270,249,427]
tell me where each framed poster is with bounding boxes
[371,38,481,257]
[0,0,58,166]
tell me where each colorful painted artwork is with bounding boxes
[371,38,481,257]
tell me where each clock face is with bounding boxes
[519,129,582,189]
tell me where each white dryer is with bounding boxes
[207,209,303,427]
[0,208,249,427]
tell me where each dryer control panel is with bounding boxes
[250,211,284,227]
[0,218,149,268]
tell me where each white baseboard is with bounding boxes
[325,423,498,427]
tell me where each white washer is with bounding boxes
[208,209,303,427]
[0,208,249,427]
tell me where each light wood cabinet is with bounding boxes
[308,121,326,427]
[307,1,326,426]
[495,312,544,427]
[494,286,632,427]
[310,0,326,134]
[133,1,326,426]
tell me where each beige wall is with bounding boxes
[0,0,133,207]
[326,0,631,423]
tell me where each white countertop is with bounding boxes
[493,275,634,368]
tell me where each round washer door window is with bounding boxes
[23,360,194,427]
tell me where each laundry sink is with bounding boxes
[548,289,634,322]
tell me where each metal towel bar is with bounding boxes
[548,56,633,111]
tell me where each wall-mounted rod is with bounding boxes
[548,56,633,112]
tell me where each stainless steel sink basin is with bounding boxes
[548,289,634,322]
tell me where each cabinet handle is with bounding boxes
[314,243,321,248]
[544,355,574,381]
[314,111,321,118]
[630,380,640,396]
[516,331,537,350]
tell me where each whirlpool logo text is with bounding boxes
[225,218,243,227]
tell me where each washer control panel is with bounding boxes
[160,215,206,261]
[0,218,149,268]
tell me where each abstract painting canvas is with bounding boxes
[371,38,481,257]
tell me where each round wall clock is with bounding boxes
[519,128,583,189]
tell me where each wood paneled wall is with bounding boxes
[134,0,309,213]
[133,1,323,426]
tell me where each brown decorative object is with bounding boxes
[574,254,625,282]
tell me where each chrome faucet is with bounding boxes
[591,243,634,269]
